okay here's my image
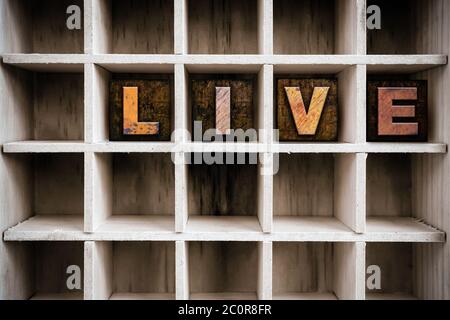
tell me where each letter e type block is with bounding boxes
[191,77,255,137]
[367,80,427,142]
[277,78,338,141]
[110,79,172,141]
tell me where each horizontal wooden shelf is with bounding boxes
[366,217,445,243]
[30,292,84,300]
[4,215,444,243]
[277,142,447,154]
[109,293,175,300]
[190,292,258,300]
[2,54,447,73]
[186,216,263,234]
[365,293,417,300]
[3,141,447,154]
[3,215,84,240]
[96,215,175,235]
[272,217,354,241]
[273,292,338,300]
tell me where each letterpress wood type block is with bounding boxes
[277,78,338,141]
[110,77,172,141]
[191,76,255,138]
[367,80,427,142]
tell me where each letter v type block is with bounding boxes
[277,79,338,141]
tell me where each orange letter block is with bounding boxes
[123,87,159,135]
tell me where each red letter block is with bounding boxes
[367,80,427,142]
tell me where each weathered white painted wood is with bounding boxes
[335,0,366,55]
[185,216,262,234]
[338,66,359,143]
[85,152,112,232]
[355,153,367,233]
[4,215,445,242]
[258,0,273,55]
[110,293,175,300]
[273,292,337,300]
[175,64,188,143]
[174,0,188,54]
[356,65,367,142]
[258,153,273,233]
[334,242,365,300]
[3,141,447,154]
[190,292,257,300]
[84,241,113,300]
[1,0,450,302]
[87,64,110,143]
[30,292,83,300]
[365,293,417,300]
[3,54,447,73]
[257,241,272,300]
[175,153,188,233]
[175,241,189,300]
[334,154,364,233]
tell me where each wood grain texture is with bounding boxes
[273,242,333,295]
[215,87,231,135]
[188,162,257,216]
[188,0,258,54]
[189,242,257,294]
[113,242,175,294]
[378,88,418,136]
[123,87,159,135]
[284,86,330,135]
[367,154,412,217]
[367,0,417,54]
[35,242,84,295]
[191,77,255,137]
[111,0,173,54]
[34,154,84,215]
[410,0,450,300]
[366,243,413,296]
[273,154,334,217]
[277,78,338,141]
[112,154,174,215]
[110,77,173,141]
[274,0,335,54]
[34,73,84,140]
[367,81,427,142]
[31,0,84,53]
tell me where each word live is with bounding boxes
[110,79,427,142]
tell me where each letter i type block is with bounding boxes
[191,78,255,137]
[277,79,338,141]
[110,79,172,141]
[367,80,427,142]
